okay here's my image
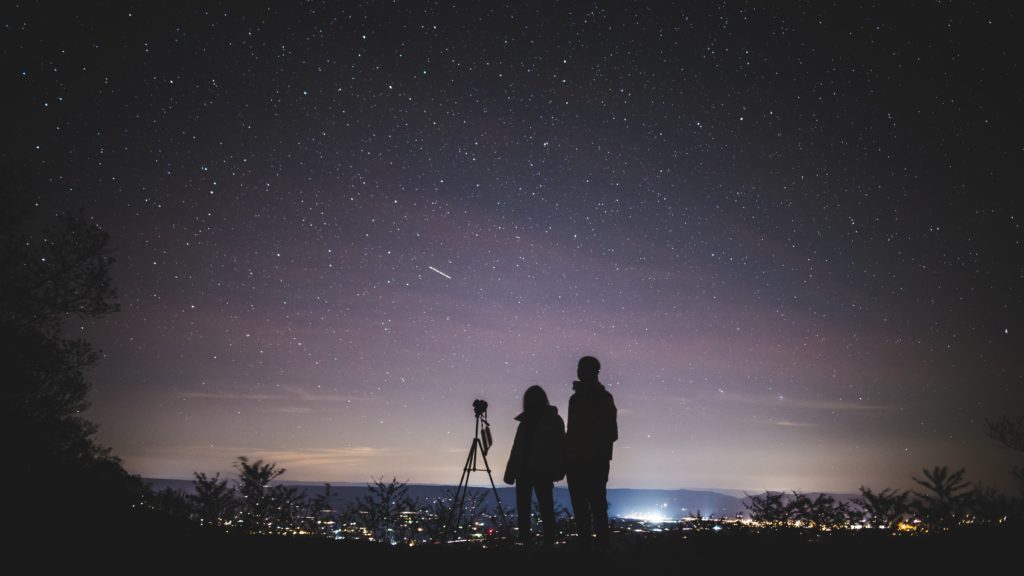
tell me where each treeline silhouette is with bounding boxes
[148,457,501,544]
[745,465,1020,531]
[146,457,1022,547]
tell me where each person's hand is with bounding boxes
[503,470,515,485]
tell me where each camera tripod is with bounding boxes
[450,401,508,538]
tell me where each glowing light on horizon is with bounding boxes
[625,511,669,523]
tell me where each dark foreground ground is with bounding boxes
[22,508,1020,574]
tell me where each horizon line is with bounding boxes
[142,476,865,495]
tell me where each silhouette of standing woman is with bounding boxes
[566,356,617,551]
[503,385,566,547]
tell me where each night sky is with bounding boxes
[5,2,1022,493]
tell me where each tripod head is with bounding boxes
[472,399,494,455]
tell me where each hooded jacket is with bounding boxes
[503,405,566,484]
[565,380,618,463]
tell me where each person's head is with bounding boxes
[577,356,601,382]
[522,385,550,413]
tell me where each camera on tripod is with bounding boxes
[472,399,493,454]
[450,397,507,538]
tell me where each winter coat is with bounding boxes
[565,380,618,463]
[503,405,566,484]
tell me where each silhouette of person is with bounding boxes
[565,355,617,551]
[503,385,566,547]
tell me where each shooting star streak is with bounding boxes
[428,265,452,280]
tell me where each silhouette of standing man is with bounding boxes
[566,355,617,551]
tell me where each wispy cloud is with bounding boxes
[266,406,313,414]
[244,447,395,469]
[712,391,895,413]
[177,391,281,401]
[156,444,394,467]
[173,385,362,404]
[769,420,819,428]
[633,390,893,414]
[121,444,422,482]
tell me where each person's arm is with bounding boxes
[566,394,576,434]
[553,414,567,481]
[607,395,618,444]
[503,423,523,485]
[605,395,618,461]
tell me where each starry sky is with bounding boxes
[5,2,1022,493]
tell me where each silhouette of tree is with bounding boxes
[969,484,1011,525]
[190,472,237,528]
[552,500,572,533]
[527,497,569,540]
[988,415,1024,451]
[744,491,791,527]
[852,487,910,528]
[354,476,417,544]
[912,466,971,530]
[235,456,301,535]
[794,487,851,528]
[422,487,487,543]
[304,483,338,537]
[150,486,192,520]
[686,509,715,531]
[1,163,138,522]
[553,500,573,538]
[788,492,851,529]
[987,414,1024,494]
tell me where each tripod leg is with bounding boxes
[449,439,478,541]
[478,446,509,536]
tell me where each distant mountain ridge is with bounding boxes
[146,478,761,518]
